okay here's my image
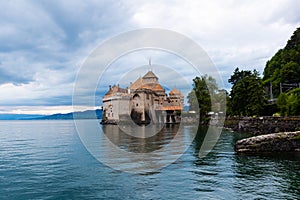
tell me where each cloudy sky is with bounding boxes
[0,0,299,114]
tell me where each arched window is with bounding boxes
[133,94,140,99]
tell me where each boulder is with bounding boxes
[235,131,300,153]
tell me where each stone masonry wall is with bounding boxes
[225,116,300,135]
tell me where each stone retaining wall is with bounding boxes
[225,116,300,135]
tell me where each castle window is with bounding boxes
[136,103,138,107]
[108,113,110,117]
[133,94,140,99]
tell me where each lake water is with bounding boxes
[0,120,299,199]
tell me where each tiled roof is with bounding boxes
[152,83,164,91]
[104,71,183,102]
[130,76,164,92]
[142,71,158,79]
[156,105,183,111]
[170,87,182,96]
[130,77,143,90]
[138,83,164,92]
[103,85,129,98]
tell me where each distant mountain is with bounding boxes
[36,109,102,120]
[0,109,102,120]
[0,114,46,120]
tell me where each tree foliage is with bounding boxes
[187,75,223,120]
[276,88,300,116]
[228,68,267,116]
[189,27,300,117]
[263,27,300,97]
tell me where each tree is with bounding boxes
[187,75,219,120]
[276,93,288,116]
[228,68,267,116]
[277,88,300,116]
[280,61,300,84]
[263,27,300,97]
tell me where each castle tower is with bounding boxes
[142,71,158,84]
[169,87,184,106]
[102,69,184,125]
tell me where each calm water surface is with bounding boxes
[0,120,299,199]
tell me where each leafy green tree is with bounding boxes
[291,88,300,115]
[187,75,220,120]
[277,88,300,116]
[276,93,288,116]
[263,27,300,97]
[280,61,300,83]
[228,68,267,116]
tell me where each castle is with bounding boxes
[101,70,184,124]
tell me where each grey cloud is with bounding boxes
[1,0,299,112]
[34,0,134,49]
[0,66,33,85]
[0,0,136,110]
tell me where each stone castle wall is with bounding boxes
[103,96,130,123]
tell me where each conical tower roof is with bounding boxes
[170,87,182,96]
[130,77,143,90]
[142,71,158,79]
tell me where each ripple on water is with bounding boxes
[0,121,299,199]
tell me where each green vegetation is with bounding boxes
[263,27,300,116]
[263,27,300,97]
[188,27,300,117]
[187,75,214,119]
[228,27,300,116]
[294,133,300,140]
[227,68,267,116]
[187,75,226,121]
[276,88,300,116]
[187,75,226,119]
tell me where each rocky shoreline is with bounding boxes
[224,117,300,154]
[235,131,300,154]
